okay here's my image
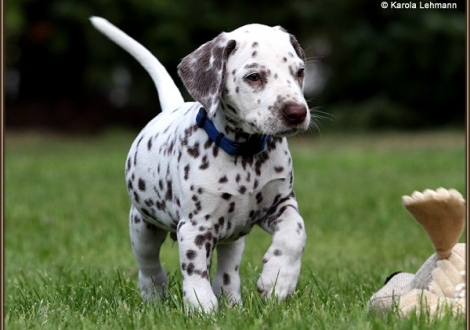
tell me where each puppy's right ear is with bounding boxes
[178,34,236,117]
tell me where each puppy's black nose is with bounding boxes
[282,103,307,125]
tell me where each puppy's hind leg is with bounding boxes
[129,206,168,301]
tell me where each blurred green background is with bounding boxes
[4,0,466,133]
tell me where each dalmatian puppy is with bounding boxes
[90,17,310,313]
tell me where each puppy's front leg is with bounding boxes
[257,199,306,300]
[177,220,218,313]
[212,237,245,304]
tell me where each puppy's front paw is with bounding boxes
[256,249,301,300]
[183,287,218,313]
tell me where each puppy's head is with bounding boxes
[178,24,310,137]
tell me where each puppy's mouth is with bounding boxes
[273,128,303,137]
[246,121,307,138]
[248,125,306,138]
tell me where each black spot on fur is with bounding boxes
[157,200,166,210]
[138,178,146,191]
[133,191,140,203]
[188,142,200,158]
[186,250,197,260]
[205,242,212,258]
[219,176,228,183]
[204,138,212,150]
[223,273,231,285]
[274,166,284,173]
[133,215,141,224]
[245,172,251,182]
[222,193,232,200]
[165,180,173,201]
[199,155,209,169]
[195,235,205,248]
[187,263,195,276]
[212,145,219,158]
[228,202,235,213]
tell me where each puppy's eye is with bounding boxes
[297,68,305,78]
[246,73,261,82]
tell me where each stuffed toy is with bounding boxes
[368,188,466,317]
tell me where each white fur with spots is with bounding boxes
[91,17,309,313]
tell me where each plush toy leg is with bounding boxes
[429,243,466,298]
[400,289,465,318]
[368,272,415,314]
[402,188,465,259]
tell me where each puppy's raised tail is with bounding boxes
[90,16,184,112]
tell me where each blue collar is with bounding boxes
[196,108,270,156]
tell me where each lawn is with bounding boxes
[4,129,466,329]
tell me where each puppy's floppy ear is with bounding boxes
[274,26,306,62]
[289,34,306,62]
[178,34,236,117]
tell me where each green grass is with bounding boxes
[4,129,466,329]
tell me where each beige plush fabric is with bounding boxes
[399,244,466,317]
[369,272,415,313]
[368,188,466,318]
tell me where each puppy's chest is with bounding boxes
[177,147,293,241]
[127,111,293,240]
